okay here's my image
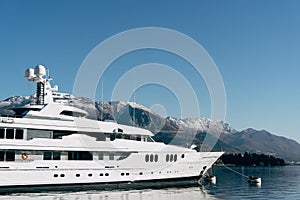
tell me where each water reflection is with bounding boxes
[1,187,218,200]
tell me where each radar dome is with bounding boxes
[34,65,46,77]
[25,68,35,80]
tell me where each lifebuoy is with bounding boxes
[21,153,28,160]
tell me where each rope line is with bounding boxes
[222,165,249,179]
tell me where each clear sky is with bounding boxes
[0,0,299,142]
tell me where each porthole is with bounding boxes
[53,174,58,178]
[99,173,104,176]
[150,154,154,162]
[181,154,185,159]
[139,172,143,175]
[154,154,158,162]
[121,173,125,176]
[76,174,80,177]
[105,173,109,176]
[126,173,130,176]
[174,154,177,162]
[145,154,149,162]
[170,154,174,162]
[88,173,93,177]
[166,154,169,162]
[60,174,65,178]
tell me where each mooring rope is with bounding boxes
[222,165,249,179]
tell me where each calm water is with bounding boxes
[0,165,299,200]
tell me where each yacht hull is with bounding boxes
[0,175,203,194]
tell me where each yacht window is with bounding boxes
[28,129,52,140]
[98,153,104,160]
[146,137,155,142]
[150,154,154,162]
[166,154,170,162]
[110,134,116,141]
[43,152,52,160]
[0,151,4,161]
[117,152,131,161]
[137,136,141,141]
[174,154,178,162]
[68,151,93,161]
[53,152,61,160]
[60,110,86,117]
[85,132,105,141]
[6,151,15,161]
[15,129,24,140]
[155,154,158,162]
[53,130,73,139]
[0,129,4,139]
[6,129,14,139]
[124,135,130,140]
[109,153,114,160]
[145,154,149,162]
[116,134,122,139]
[170,154,174,162]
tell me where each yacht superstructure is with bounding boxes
[0,65,223,193]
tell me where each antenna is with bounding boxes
[101,76,104,121]
[46,67,50,78]
[133,68,136,126]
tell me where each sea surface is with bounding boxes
[0,165,299,200]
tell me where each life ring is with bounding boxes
[21,153,28,160]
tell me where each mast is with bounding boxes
[25,65,57,105]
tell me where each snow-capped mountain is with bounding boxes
[166,117,237,135]
[1,96,300,161]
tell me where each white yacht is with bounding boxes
[0,65,223,193]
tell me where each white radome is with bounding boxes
[34,64,46,77]
[25,68,35,80]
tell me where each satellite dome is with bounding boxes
[25,68,35,80]
[34,65,46,77]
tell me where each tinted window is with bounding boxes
[109,153,114,160]
[170,154,174,162]
[145,154,149,162]
[15,129,24,139]
[98,153,104,160]
[53,152,61,160]
[150,154,154,162]
[6,151,15,161]
[68,151,93,160]
[110,134,116,141]
[0,129,4,139]
[43,152,52,160]
[0,151,4,161]
[6,129,14,139]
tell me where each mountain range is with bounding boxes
[1,96,299,162]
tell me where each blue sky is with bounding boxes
[0,0,299,142]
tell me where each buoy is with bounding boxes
[205,175,217,184]
[248,176,262,185]
[21,153,28,160]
